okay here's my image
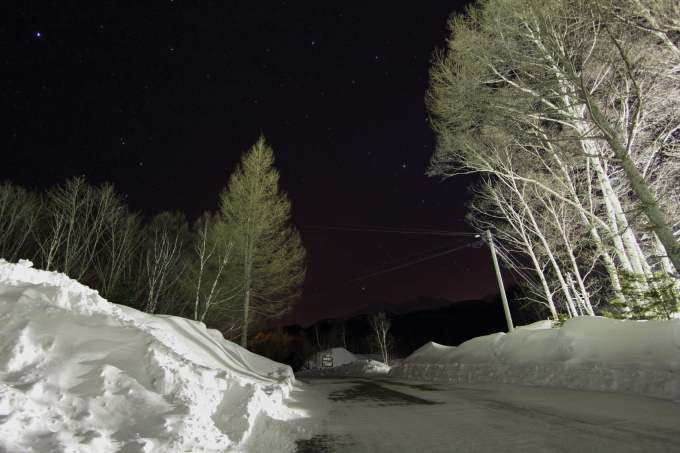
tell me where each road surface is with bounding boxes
[294,376,680,452]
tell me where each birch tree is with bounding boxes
[35,178,142,291]
[426,0,680,314]
[369,312,393,366]
[218,137,306,348]
[188,213,239,324]
[142,211,189,314]
[0,181,42,263]
[93,203,142,302]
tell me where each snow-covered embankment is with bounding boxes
[389,318,680,401]
[0,259,305,452]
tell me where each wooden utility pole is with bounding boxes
[485,230,514,332]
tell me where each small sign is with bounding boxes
[322,357,333,367]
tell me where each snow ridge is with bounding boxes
[389,318,680,401]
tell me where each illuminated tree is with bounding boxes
[0,181,41,263]
[188,213,240,326]
[35,177,143,298]
[369,311,393,366]
[426,0,680,315]
[142,211,189,314]
[218,137,306,348]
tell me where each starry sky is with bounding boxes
[2,0,512,327]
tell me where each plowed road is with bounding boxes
[294,377,680,453]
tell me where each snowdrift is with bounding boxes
[302,359,390,376]
[297,348,390,377]
[389,318,680,401]
[304,347,361,368]
[0,259,301,452]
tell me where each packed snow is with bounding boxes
[389,318,680,401]
[0,259,317,452]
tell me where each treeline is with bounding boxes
[0,137,305,346]
[252,291,543,371]
[427,0,680,320]
[248,314,398,371]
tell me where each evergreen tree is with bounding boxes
[219,136,306,348]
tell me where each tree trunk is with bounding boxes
[584,92,680,274]
[241,287,250,348]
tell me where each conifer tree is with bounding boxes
[219,136,306,348]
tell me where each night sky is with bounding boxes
[2,0,512,327]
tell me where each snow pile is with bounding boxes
[297,348,391,377]
[0,259,304,452]
[389,318,680,401]
[305,347,361,368]
[298,359,390,377]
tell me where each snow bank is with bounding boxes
[389,318,680,401]
[0,259,303,452]
[297,359,390,377]
[307,347,361,368]
[297,348,391,377]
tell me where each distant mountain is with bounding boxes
[398,296,459,313]
[331,296,460,322]
[481,293,498,303]
[301,296,524,359]
[340,301,404,319]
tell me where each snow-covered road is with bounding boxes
[295,376,680,452]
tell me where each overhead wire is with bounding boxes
[299,223,478,237]
[303,238,483,295]
[377,237,474,267]
[490,241,541,294]
[299,222,496,296]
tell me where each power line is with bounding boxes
[299,223,478,237]
[303,239,483,296]
[380,238,473,267]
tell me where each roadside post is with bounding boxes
[483,230,514,332]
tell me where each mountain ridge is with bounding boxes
[321,294,499,324]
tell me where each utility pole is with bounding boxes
[485,230,514,332]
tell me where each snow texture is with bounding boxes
[0,259,306,452]
[389,318,680,401]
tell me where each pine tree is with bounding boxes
[219,136,306,348]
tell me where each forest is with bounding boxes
[0,137,305,349]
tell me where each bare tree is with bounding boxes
[142,212,189,314]
[369,312,393,366]
[33,178,142,293]
[0,181,42,263]
[188,213,240,324]
[93,202,143,302]
[218,136,306,347]
[426,0,680,314]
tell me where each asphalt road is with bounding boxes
[294,376,680,453]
